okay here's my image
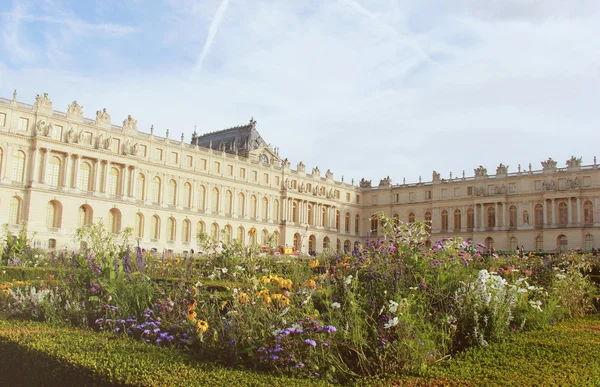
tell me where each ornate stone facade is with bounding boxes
[0,93,599,253]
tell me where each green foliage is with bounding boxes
[0,266,62,282]
[0,222,33,264]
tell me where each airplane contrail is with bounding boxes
[196,0,230,72]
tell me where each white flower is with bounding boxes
[221,267,228,274]
[345,275,353,285]
[331,302,341,309]
[529,300,543,312]
[555,273,566,280]
[384,317,399,329]
[208,274,216,280]
[234,265,245,271]
[388,300,399,313]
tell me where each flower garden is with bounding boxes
[0,216,599,385]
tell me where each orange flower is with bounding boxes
[309,259,319,268]
[305,279,316,288]
[237,291,249,304]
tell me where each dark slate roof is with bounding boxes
[191,118,267,155]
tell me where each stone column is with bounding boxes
[129,166,137,198]
[501,203,506,229]
[576,197,581,224]
[480,204,485,230]
[551,199,556,226]
[494,202,499,229]
[39,148,48,184]
[28,146,38,185]
[62,153,71,188]
[567,198,573,225]
[71,155,80,189]
[93,159,101,192]
[101,161,110,194]
[120,164,127,197]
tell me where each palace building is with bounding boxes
[0,91,599,253]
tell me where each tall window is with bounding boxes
[584,200,594,225]
[308,204,314,226]
[225,191,233,215]
[108,208,121,234]
[107,167,119,196]
[534,203,544,226]
[45,156,61,187]
[211,223,219,241]
[151,215,160,239]
[355,214,360,233]
[487,206,495,228]
[510,237,518,251]
[557,235,568,251]
[197,221,206,235]
[335,210,340,230]
[136,173,145,200]
[370,215,378,236]
[308,235,316,253]
[12,150,25,182]
[238,193,245,216]
[424,211,432,233]
[46,201,61,228]
[294,233,301,251]
[237,226,245,246]
[292,201,298,223]
[135,213,144,238]
[535,236,543,251]
[467,208,475,229]
[262,197,269,219]
[78,205,92,227]
[509,205,517,228]
[322,207,327,227]
[198,185,206,210]
[441,210,448,231]
[168,179,177,205]
[485,237,494,250]
[183,183,192,208]
[224,225,232,244]
[345,212,351,232]
[273,199,279,222]
[9,196,22,225]
[152,177,162,203]
[167,217,176,241]
[454,209,461,231]
[211,188,219,212]
[408,212,415,224]
[585,234,594,251]
[181,219,192,243]
[250,195,257,218]
[323,236,330,249]
[523,210,530,225]
[79,162,92,191]
[558,202,568,225]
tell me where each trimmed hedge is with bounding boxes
[0,319,328,387]
[0,266,62,282]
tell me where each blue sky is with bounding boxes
[1,0,599,184]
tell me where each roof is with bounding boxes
[191,118,267,156]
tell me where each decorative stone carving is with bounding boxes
[34,120,52,137]
[259,153,269,166]
[432,171,440,181]
[359,178,372,188]
[123,140,131,155]
[96,108,111,125]
[566,156,582,168]
[312,166,320,176]
[104,136,112,150]
[496,163,508,175]
[96,133,104,149]
[496,184,507,194]
[325,169,333,179]
[249,117,257,129]
[34,93,53,112]
[541,157,557,170]
[474,165,487,177]
[67,101,83,119]
[297,161,305,172]
[133,143,140,156]
[379,176,392,187]
[122,115,138,131]
[66,128,76,143]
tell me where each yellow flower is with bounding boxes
[248,227,257,236]
[263,294,272,306]
[175,258,180,265]
[259,275,272,285]
[196,320,209,333]
[187,310,197,320]
[309,259,319,268]
[237,291,249,304]
[276,278,293,290]
[271,293,290,307]
[305,279,316,288]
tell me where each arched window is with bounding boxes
[453,209,461,231]
[485,236,494,251]
[248,227,257,245]
[308,235,316,253]
[344,239,351,252]
[197,185,206,210]
[355,214,360,233]
[487,206,495,228]
[108,208,121,234]
[557,234,568,251]
[408,212,415,224]
[211,222,219,241]
[523,210,530,225]
[508,205,517,228]
[237,192,245,216]
[558,202,568,226]
[225,190,233,215]
[250,195,257,218]
[224,225,233,244]
[136,173,145,200]
[211,188,220,212]
[585,234,594,251]
[46,200,62,229]
[12,150,25,182]
[323,236,330,250]
[151,215,161,240]
[337,238,341,251]
[197,221,206,235]
[335,210,340,230]
[322,207,327,227]
[584,200,594,225]
[237,226,245,246]
[168,179,177,205]
[535,235,543,251]
[273,231,280,245]
[510,237,518,251]
[262,229,269,244]
[424,211,432,233]
[293,233,301,251]
[46,156,61,187]
[78,205,93,227]
[467,208,475,230]
[345,212,351,232]
[534,204,543,226]
[292,201,298,223]
[135,213,144,238]
[79,162,92,191]
[441,210,448,231]
[167,217,176,242]
[273,199,280,222]
[262,197,268,219]
[9,196,22,225]
[108,167,120,196]
[152,177,162,203]
[183,182,192,208]
[307,204,314,226]
[370,215,378,236]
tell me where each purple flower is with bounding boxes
[304,339,317,348]
[322,342,329,348]
[269,354,279,360]
[325,325,337,334]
